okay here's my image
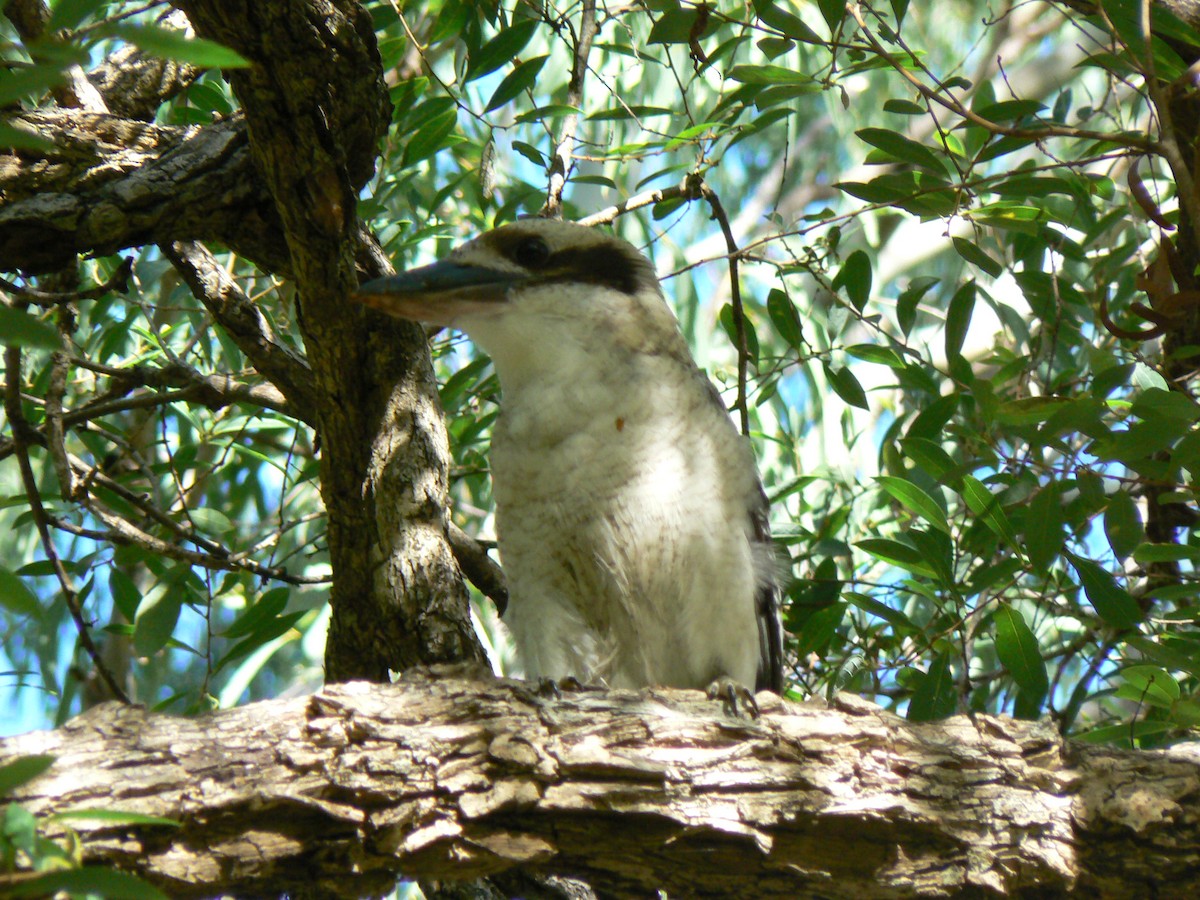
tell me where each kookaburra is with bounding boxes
[357,219,784,695]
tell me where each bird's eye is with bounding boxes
[512,237,551,269]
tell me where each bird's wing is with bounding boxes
[750,482,786,693]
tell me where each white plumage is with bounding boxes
[357,219,783,693]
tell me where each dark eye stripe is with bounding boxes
[482,228,658,295]
[546,245,655,296]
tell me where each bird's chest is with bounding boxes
[490,387,665,517]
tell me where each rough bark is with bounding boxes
[1,1,483,680]
[0,109,291,275]
[2,676,1198,899]
[173,0,482,681]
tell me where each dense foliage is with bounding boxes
[4,0,1200,765]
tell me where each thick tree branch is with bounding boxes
[2,678,1199,898]
[0,110,290,275]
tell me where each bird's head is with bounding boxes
[355,218,691,390]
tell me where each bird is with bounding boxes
[356,218,784,697]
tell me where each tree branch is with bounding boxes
[160,240,317,414]
[0,110,290,275]
[3,677,1199,898]
[539,0,598,218]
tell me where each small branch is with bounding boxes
[0,258,135,307]
[575,177,705,227]
[845,2,1159,155]
[62,453,328,586]
[697,179,751,435]
[45,348,78,501]
[160,241,317,413]
[2,342,130,704]
[447,522,508,614]
[539,0,598,218]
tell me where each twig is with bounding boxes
[0,259,134,307]
[845,2,1159,154]
[62,452,328,585]
[447,522,508,614]
[697,178,751,435]
[540,0,598,218]
[575,178,705,227]
[45,348,78,501]
[3,342,130,704]
[160,241,316,413]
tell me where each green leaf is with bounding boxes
[0,755,56,796]
[648,7,713,44]
[794,602,846,656]
[222,587,290,639]
[48,0,103,30]
[824,363,869,409]
[1104,490,1143,560]
[402,108,458,168]
[1024,483,1065,570]
[754,0,825,43]
[465,19,539,82]
[896,276,938,335]
[901,437,956,481]
[1125,635,1200,680]
[973,99,1046,122]
[511,140,547,167]
[908,652,957,721]
[186,507,234,536]
[908,527,955,587]
[995,396,1071,425]
[0,567,42,618]
[833,250,872,312]
[1116,665,1180,708]
[7,866,169,900]
[109,24,250,68]
[49,809,179,827]
[844,591,918,633]
[1065,552,1144,630]
[0,120,56,152]
[1132,543,1200,564]
[971,202,1043,235]
[133,585,184,658]
[1131,386,1200,425]
[961,476,1022,553]
[884,99,925,115]
[727,64,816,85]
[944,280,976,360]
[878,476,950,534]
[846,344,904,368]
[484,55,548,112]
[0,307,59,350]
[952,236,1003,277]
[766,289,803,348]
[856,538,937,580]
[856,127,946,173]
[994,605,1048,716]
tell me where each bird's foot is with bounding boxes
[536,675,587,698]
[706,676,760,718]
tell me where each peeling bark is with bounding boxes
[2,676,1198,898]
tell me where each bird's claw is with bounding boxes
[706,676,760,718]
[535,675,588,698]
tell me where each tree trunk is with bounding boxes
[168,0,484,681]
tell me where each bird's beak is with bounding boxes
[354,260,520,325]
